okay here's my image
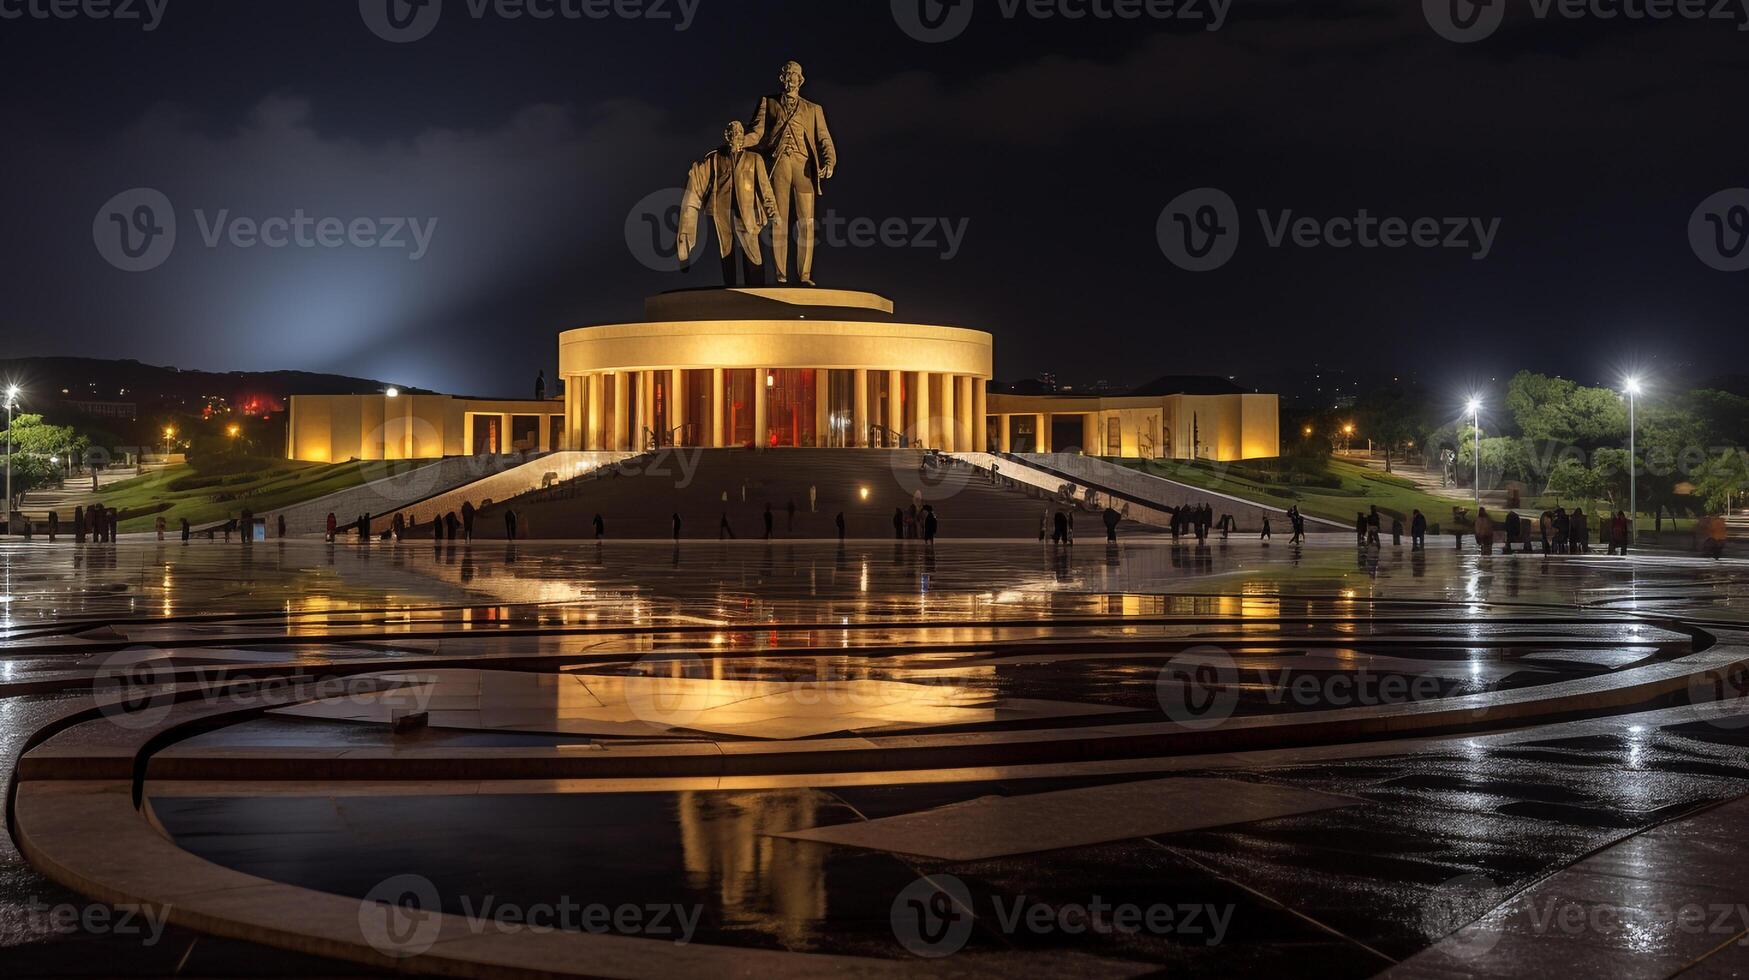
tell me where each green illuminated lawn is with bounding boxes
[99,459,430,533]
[1112,456,1478,531]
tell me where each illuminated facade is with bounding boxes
[286,393,563,462]
[556,288,992,451]
[286,288,1279,462]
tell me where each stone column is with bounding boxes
[670,368,686,446]
[957,376,975,452]
[938,373,955,452]
[912,370,930,448]
[1037,414,1051,453]
[814,369,829,448]
[711,368,725,448]
[587,375,604,451]
[887,369,903,444]
[973,381,987,453]
[853,368,869,448]
[499,413,513,455]
[754,368,769,450]
[998,414,1011,453]
[612,372,629,451]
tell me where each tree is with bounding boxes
[1693,451,1749,513]
[1504,371,1626,446]
[1,415,82,508]
[1547,457,1604,502]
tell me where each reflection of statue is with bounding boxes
[745,61,837,286]
[679,121,779,286]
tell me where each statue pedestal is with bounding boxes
[645,287,894,323]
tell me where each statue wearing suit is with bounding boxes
[744,60,837,286]
[678,120,779,286]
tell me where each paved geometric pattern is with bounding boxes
[4,538,1749,977]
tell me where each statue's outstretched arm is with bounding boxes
[678,158,710,261]
[744,98,768,147]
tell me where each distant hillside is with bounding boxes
[0,356,424,443]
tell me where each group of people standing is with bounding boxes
[1471,506,1632,555]
[323,499,524,545]
[893,504,940,544]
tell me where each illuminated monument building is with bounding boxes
[288,61,1277,465]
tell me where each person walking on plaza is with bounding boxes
[434,515,444,544]
[241,508,254,545]
[1355,512,1368,546]
[47,511,59,542]
[325,512,337,543]
[720,513,734,539]
[359,512,372,543]
[809,485,817,512]
[180,517,191,543]
[1411,509,1427,551]
[461,501,476,541]
[1475,507,1495,555]
[835,511,845,541]
[444,511,459,540]
[1261,516,1272,541]
[764,503,775,539]
[153,515,164,541]
[1104,506,1120,543]
[672,512,682,542]
[1390,515,1403,547]
[1609,511,1629,555]
[1570,507,1589,554]
[278,514,287,539]
[1503,511,1521,555]
[593,513,605,540]
[505,508,518,540]
[74,506,85,544]
[1539,511,1553,554]
[1288,505,1304,545]
[1053,510,1069,545]
[1553,507,1569,552]
[1367,506,1381,546]
[922,505,938,547]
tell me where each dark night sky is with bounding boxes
[2,0,1745,400]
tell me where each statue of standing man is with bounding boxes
[745,60,836,286]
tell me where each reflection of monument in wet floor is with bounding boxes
[676,789,834,949]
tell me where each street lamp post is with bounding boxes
[1625,377,1641,545]
[3,385,19,530]
[1466,397,1483,513]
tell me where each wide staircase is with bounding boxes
[464,449,1129,540]
[14,468,138,523]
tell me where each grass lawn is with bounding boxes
[1111,456,1479,531]
[100,458,430,533]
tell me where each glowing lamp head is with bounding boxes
[858,486,870,501]
[385,387,400,398]
[227,424,241,438]
[1466,397,1482,415]
[1624,377,1642,396]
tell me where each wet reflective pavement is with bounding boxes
[4,538,1749,977]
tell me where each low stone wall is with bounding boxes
[261,452,626,536]
[358,451,631,536]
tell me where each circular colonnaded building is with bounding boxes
[556,286,991,452]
